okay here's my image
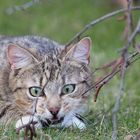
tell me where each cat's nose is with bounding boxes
[49,107,60,116]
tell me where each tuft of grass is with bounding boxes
[0,0,140,139]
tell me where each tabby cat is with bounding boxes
[0,36,92,130]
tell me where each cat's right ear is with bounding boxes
[7,43,38,69]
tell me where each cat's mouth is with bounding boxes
[40,117,64,128]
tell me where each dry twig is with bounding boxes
[15,67,52,139]
[66,6,140,47]
[16,121,38,140]
[16,98,39,140]
[123,0,135,43]
[112,0,140,138]
[78,6,140,138]
[82,51,140,100]
[5,0,40,15]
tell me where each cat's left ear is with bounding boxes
[63,37,92,64]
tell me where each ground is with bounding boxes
[0,0,140,139]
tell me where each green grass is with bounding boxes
[0,0,140,139]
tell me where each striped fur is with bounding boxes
[0,36,93,129]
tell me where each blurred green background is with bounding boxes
[0,0,140,139]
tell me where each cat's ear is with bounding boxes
[63,37,92,64]
[7,43,38,69]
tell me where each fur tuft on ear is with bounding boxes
[64,37,92,64]
[7,43,37,69]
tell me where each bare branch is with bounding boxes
[5,0,40,15]
[66,6,140,47]
[123,0,134,43]
[15,73,51,139]
[16,121,38,140]
[121,18,140,52]
[81,51,140,99]
[111,1,140,138]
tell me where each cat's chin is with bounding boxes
[40,117,64,128]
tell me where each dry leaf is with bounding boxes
[124,134,133,140]
[135,129,140,140]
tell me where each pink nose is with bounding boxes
[49,107,60,116]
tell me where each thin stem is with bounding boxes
[111,6,140,140]
[66,6,140,47]
[5,0,40,15]
[81,51,140,97]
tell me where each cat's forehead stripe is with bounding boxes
[40,76,43,87]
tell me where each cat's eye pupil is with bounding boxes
[62,84,76,95]
[35,89,38,94]
[66,88,69,93]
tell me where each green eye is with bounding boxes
[62,84,76,95]
[29,87,43,97]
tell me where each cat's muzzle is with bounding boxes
[40,117,64,128]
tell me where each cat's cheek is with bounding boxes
[82,96,88,100]
[35,98,53,119]
[43,109,53,119]
[36,107,53,119]
[57,102,71,118]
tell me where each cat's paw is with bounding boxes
[72,116,86,130]
[15,115,39,129]
[62,116,86,130]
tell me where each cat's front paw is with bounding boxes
[72,116,86,130]
[16,115,39,129]
[62,116,86,130]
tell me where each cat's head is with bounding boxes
[7,37,93,126]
